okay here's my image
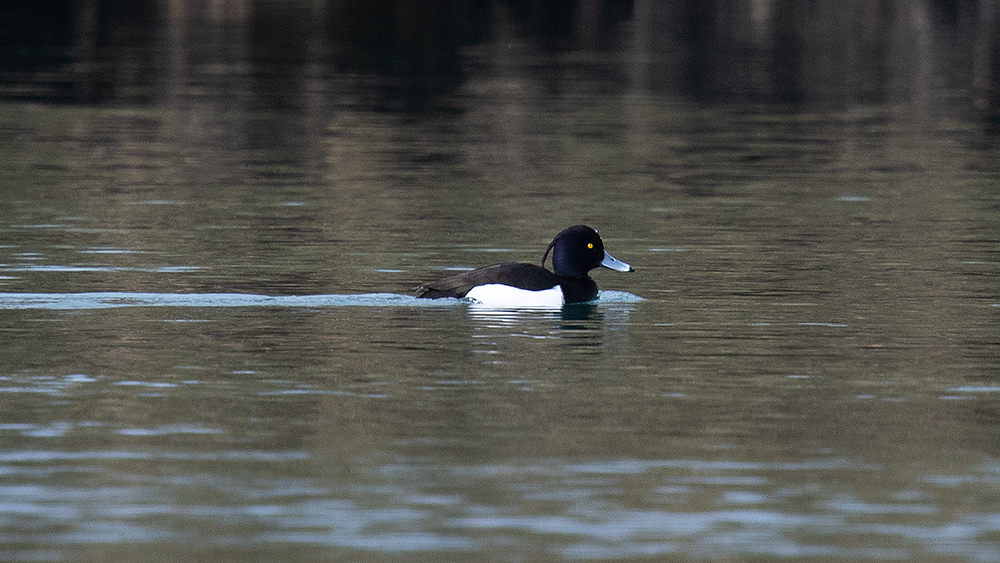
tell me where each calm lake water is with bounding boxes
[3,29,1000,563]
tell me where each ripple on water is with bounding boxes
[0,452,998,560]
[0,291,644,310]
[0,372,100,396]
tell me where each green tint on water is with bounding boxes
[2,53,1000,563]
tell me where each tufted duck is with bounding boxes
[415,225,634,306]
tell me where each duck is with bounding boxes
[415,225,634,307]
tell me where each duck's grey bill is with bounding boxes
[601,251,634,272]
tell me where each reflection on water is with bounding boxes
[2,3,1000,562]
[4,0,1000,115]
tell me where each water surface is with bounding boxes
[3,15,1000,563]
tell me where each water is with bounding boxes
[4,10,1000,563]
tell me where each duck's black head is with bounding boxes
[542,225,634,278]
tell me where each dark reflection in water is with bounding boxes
[559,302,600,322]
[2,0,1000,117]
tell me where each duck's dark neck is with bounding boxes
[558,277,598,303]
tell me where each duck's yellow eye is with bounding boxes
[587,243,594,249]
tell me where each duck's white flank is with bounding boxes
[465,284,564,308]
